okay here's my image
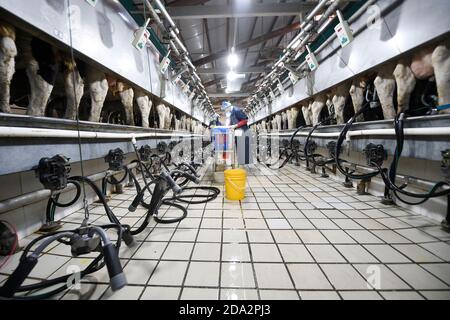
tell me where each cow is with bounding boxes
[87,68,109,122]
[62,57,84,120]
[310,95,327,125]
[373,38,450,118]
[331,82,351,125]
[156,103,167,129]
[349,78,367,122]
[373,63,397,120]
[16,34,57,117]
[174,116,181,131]
[261,119,267,132]
[288,106,300,129]
[275,113,282,131]
[281,111,288,130]
[135,91,152,128]
[302,102,313,126]
[0,21,17,113]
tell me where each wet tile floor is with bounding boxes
[1,164,449,300]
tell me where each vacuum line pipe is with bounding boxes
[260,127,450,138]
[0,127,203,139]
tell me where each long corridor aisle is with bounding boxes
[2,164,449,300]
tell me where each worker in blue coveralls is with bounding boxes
[221,101,253,165]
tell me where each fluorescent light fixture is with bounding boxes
[227,71,245,81]
[227,71,237,81]
[291,38,301,50]
[227,47,239,68]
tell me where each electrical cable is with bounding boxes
[334,102,382,180]
[0,222,125,300]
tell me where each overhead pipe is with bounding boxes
[154,0,178,32]
[262,0,374,99]
[169,39,181,57]
[250,0,349,109]
[251,0,389,117]
[285,0,329,51]
[251,0,339,105]
[144,0,214,113]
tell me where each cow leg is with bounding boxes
[333,94,346,124]
[136,92,151,128]
[302,106,310,126]
[282,112,287,130]
[311,99,326,125]
[156,104,166,129]
[432,40,450,113]
[333,84,351,124]
[276,114,282,130]
[349,80,366,122]
[291,107,299,129]
[374,65,396,120]
[26,59,54,116]
[165,107,172,129]
[64,64,84,120]
[0,32,17,113]
[119,87,134,126]
[326,98,334,121]
[87,69,108,122]
[286,110,292,130]
[393,60,416,114]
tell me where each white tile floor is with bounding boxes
[1,164,450,300]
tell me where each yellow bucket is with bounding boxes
[224,168,247,201]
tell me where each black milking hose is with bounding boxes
[335,102,381,180]
[374,112,450,202]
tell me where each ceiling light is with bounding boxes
[227,71,237,81]
[227,71,245,81]
[227,47,239,68]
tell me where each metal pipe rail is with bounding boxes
[0,162,138,215]
[259,127,450,139]
[0,127,203,140]
[0,155,214,215]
